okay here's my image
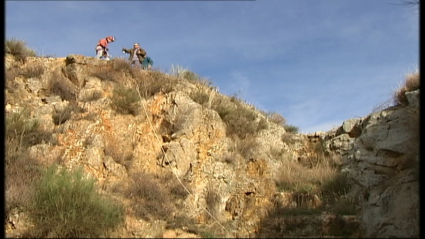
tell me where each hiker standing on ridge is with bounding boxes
[95,36,115,60]
[122,43,147,67]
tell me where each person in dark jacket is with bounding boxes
[122,43,146,67]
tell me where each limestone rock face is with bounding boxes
[328,90,419,238]
[5,54,419,238]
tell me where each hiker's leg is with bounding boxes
[95,46,104,59]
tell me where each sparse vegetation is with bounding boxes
[19,63,45,78]
[266,112,286,126]
[205,186,221,220]
[211,95,266,138]
[157,171,191,200]
[393,70,420,106]
[5,37,37,62]
[274,159,337,194]
[321,172,352,199]
[5,151,42,217]
[26,164,124,238]
[79,89,103,102]
[189,89,210,106]
[284,124,299,134]
[6,109,52,158]
[234,135,259,159]
[52,102,85,125]
[137,70,178,98]
[125,171,174,220]
[48,71,78,101]
[110,85,140,115]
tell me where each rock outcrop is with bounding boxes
[5,54,419,238]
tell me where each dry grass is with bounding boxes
[104,134,134,168]
[110,85,140,115]
[156,171,191,200]
[125,171,174,220]
[19,63,45,79]
[136,70,178,99]
[79,90,103,102]
[234,135,259,159]
[266,112,286,126]
[52,102,85,125]
[189,89,210,106]
[48,71,78,101]
[393,70,420,106]
[274,160,337,194]
[5,150,42,215]
[6,67,21,88]
[205,186,221,220]
[5,37,37,63]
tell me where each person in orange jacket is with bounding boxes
[95,36,115,60]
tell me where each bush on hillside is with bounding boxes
[5,150,42,217]
[110,85,140,115]
[266,112,286,126]
[211,95,267,139]
[5,38,37,62]
[125,171,174,220]
[6,109,52,157]
[26,164,124,238]
[19,63,45,79]
[284,124,299,134]
[137,70,178,98]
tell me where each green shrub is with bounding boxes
[189,89,210,106]
[110,85,140,115]
[5,109,52,155]
[331,198,358,215]
[211,96,233,119]
[27,164,124,238]
[284,124,299,134]
[211,95,266,138]
[5,37,37,62]
[321,172,352,199]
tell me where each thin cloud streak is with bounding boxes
[6,0,418,133]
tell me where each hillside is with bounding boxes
[5,52,419,238]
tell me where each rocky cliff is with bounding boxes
[5,54,419,238]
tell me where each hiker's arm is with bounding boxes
[122,48,130,53]
[137,48,147,57]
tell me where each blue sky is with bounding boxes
[5,0,419,134]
